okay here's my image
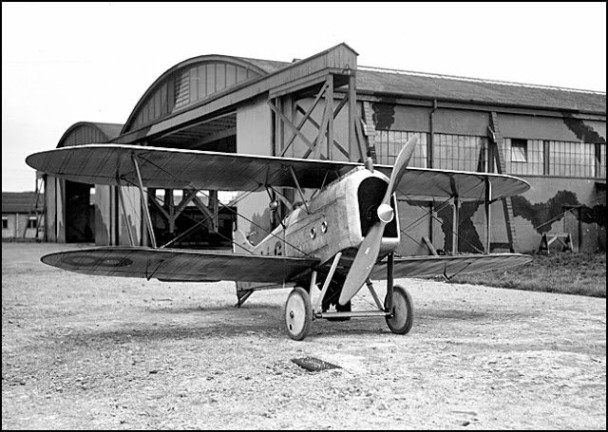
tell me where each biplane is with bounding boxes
[26,137,531,340]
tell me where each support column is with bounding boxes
[452,196,460,255]
[485,178,492,254]
[489,112,517,253]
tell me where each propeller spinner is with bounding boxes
[338,136,418,305]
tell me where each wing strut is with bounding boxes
[132,153,158,249]
[289,166,310,213]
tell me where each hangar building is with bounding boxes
[39,44,606,254]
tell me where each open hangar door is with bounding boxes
[64,181,95,243]
[144,113,238,249]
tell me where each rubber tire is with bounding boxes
[385,285,414,335]
[284,287,313,341]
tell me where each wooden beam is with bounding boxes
[279,81,329,157]
[354,116,368,162]
[485,178,492,254]
[269,100,326,160]
[452,196,460,255]
[192,195,215,231]
[295,105,350,158]
[305,102,330,160]
[348,74,357,160]
[191,127,237,147]
[269,70,343,99]
[326,75,334,160]
[147,190,170,221]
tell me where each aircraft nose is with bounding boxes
[377,203,394,223]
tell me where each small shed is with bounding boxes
[2,192,41,239]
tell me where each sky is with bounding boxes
[2,1,606,192]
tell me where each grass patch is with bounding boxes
[441,252,606,298]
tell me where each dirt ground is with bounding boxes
[2,242,606,430]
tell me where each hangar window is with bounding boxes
[549,140,597,177]
[507,139,544,175]
[511,139,528,163]
[433,134,486,172]
[2,217,7,229]
[375,131,428,168]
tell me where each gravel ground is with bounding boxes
[2,242,606,429]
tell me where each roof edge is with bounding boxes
[57,121,124,148]
[121,55,273,134]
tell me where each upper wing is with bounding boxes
[26,143,529,199]
[42,247,320,283]
[370,253,531,280]
[26,144,357,191]
[375,166,530,201]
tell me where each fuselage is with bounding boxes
[252,167,400,266]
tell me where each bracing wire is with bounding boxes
[397,176,492,255]
[126,153,314,258]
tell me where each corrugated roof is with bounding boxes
[356,66,606,114]
[2,192,39,214]
[235,56,605,114]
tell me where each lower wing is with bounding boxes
[371,253,531,279]
[42,247,319,283]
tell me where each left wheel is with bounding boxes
[385,285,414,335]
[284,287,312,341]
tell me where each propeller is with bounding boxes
[338,136,418,305]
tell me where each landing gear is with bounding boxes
[283,287,312,341]
[322,274,351,321]
[385,284,414,335]
[281,253,415,340]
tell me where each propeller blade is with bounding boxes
[382,135,418,204]
[338,136,419,306]
[339,222,385,305]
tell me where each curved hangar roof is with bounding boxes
[57,122,123,148]
[121,55,287,135]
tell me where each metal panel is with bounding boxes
[500,114,590,141]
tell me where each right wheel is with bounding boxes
[385,285,414,335]
[283,287,312,341]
